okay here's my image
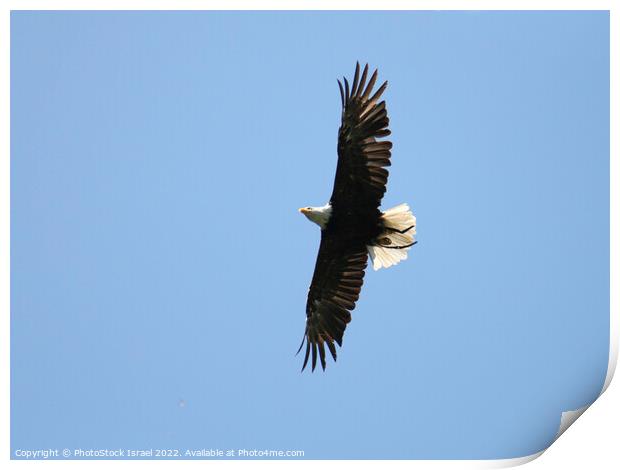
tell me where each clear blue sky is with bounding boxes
[11,11,609,459]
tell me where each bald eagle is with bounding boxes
[297,63,416,372]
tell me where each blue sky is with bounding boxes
[11,11,609,459]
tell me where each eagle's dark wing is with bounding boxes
[297,233,367,371]
[330,62,392,214]
[297,64,391,371]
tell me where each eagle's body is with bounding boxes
[298,63,416,371]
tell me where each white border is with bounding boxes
[2,1,616,468]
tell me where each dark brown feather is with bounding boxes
[361,69,378,100]
[337,80,344,109]
[350,62,360,98]
[357,64,369,99]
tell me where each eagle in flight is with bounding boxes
[297,63,416,371]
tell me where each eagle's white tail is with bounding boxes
[367,203,416,271]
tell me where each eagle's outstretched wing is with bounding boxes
[330,62,393,216]
[298,63,393,371]
[298,234,367,371]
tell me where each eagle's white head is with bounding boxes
[299,203,332,229]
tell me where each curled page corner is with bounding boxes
[554,332,618,440]
[492,326,618,468]
[484,450,545,469]
[487,403,598,468]
[556,405,589,440]
[545,326,619,451]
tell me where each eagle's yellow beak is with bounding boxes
[299,207,309,214]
